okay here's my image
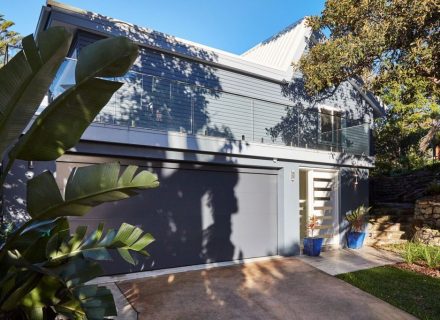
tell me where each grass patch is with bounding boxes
[337,266,440,320]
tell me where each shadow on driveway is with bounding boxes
[117,258,416,320]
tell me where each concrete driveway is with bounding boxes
[117,258,416,320]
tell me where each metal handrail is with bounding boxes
[49,58,371,155]
[59,58,370,124]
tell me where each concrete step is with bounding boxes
[372,203,415,217]
[367,222,412,232]
[368,215,414,224]
[372,208,414,216]
[367,230,407,240]
[373,202,415,209]
[364,238,407,246]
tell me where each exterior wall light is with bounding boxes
[25,161,35,179]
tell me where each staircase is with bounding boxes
[365,202,414,246]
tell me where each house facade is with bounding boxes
[6,1,383,275]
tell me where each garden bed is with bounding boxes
[379,242,440,277]
[394,262,440,278]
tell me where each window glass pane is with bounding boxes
[320,110,333,142]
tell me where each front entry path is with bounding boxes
[117,257,415,320]
[297,246,403,275]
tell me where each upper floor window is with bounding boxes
[319,108,342,147]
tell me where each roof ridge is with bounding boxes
[241,18,307,57]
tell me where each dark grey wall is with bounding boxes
[339,168,369,246]
[56,155,278,275]
[2,160,55,225]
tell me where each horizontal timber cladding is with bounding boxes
[56,155,279,275]
[73,31,294,105]
[73,31,372,152]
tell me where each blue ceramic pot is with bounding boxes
[303,237,324,256]
[347,232,366,249]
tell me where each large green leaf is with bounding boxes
[11,78,122,160]
[72,285,116,320]
[0,218,154,318]
[75,35,139,83]
[0,27,72,158]
[47,222,154,266]
[27,163,159,220]
[11,36,139,161]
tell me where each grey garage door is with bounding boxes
[57,155,278,275]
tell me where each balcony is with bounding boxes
[50,58,371,156]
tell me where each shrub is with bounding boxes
[0,218,14,246]
[421,245,440,268]
[402,242,420,264]
[402,241,440,268]
[425,181,440,196]
[345,205,371,232]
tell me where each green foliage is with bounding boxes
[345,205,370,232]
[0,26,160,319]
[0,217,154,319]
[373,76,439,175]
[299,0,439,98]
[299,0,440,171]
[27,163,159,220]
[0,14,21,66]
[0,218,14,246]
[426,181,440,196]
[10,36,138,161]
[401,241,440,268]
[0,27,72,160]
[402,242,420,264]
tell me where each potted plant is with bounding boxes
[345,205,371,249]
[303,215,324,256]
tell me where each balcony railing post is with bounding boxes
[47,57,373,157]
[297,110,300,147]
[191,90,194,135]
[252,99,255,142]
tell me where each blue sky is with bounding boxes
[2,0,325,54]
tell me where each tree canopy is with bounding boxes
[374,77,438,174]
[0,14,20,65]
[298,0,439,99]
[298,0,440,174]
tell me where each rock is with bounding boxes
[413,226,440,246]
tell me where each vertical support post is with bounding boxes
[306,170,314,237]
[190,86,194,135]
[251,99,255,142]
[277,163,300,256]
[297,110,300,147]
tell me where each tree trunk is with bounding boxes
[434,144,440,160]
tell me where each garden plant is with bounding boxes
[0,26,159,319]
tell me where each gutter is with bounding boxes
[34,6,51,37]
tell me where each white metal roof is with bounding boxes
[241,19,309,70]
[44,0,314,82]
[43,0,384,115]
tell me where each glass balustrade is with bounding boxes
[49,58,371,155]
